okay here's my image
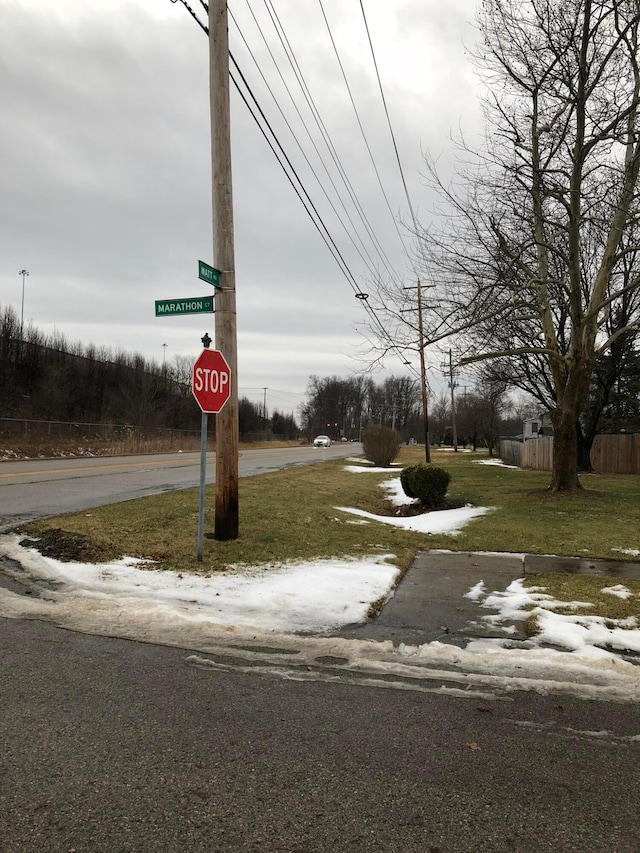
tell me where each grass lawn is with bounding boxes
[16,446,640,625]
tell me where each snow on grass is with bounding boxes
[1,530,639,700]
[335,504,493,535]
[1,449,638,694]
[0,533,398,634]
[612,548,640,557]
[467,577,640,655]
[602,584,633,600]
[379,477,415,507]
[476,458,520,469]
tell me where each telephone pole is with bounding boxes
[402,280,431,462]
[416,280,431,463]
[447,349,458,452]
[209,0,239,540]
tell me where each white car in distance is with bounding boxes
[313,435,332,447]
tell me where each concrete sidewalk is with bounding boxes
[334,550,640,649]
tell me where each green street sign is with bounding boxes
[198,260,221,288]
[155,296,214,317]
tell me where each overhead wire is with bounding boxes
[250,0,419,372]
[317,0,408,276]
[316,0,422,374]
[260,0,401,287]
[358,0,421,251]
[356,0,441,375]
[230,4,388,284]
[229,56,367,296]
[174,0,367,295]
[240,1,418,372]
[227,6,414,366]
[170,0,420,376]
[183,0,377,300]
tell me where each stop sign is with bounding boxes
[192,349,232,413]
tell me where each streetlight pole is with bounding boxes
[18,269,29,337]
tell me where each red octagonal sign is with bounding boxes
[192,349,232,413]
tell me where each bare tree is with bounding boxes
[467,219,640,468]
[170,355,193,391]
[429,393,451,446]
[413,0,640,490]
[300,375,367,439]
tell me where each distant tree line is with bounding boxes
[299,375,421,442]
[299,373,521,450]
[17,299,620,452]
[0,306,299,440]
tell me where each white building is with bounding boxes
[522,412,554,439]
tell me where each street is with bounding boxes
[1,617,639,853]
[0,443,357,530]
[1,446,639,851]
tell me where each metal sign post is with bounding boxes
[197,411,208,562]
[192,334,232,561]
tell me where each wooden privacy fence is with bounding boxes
[497,435,640,474]
[496,439,523,467]
[522,436,554,471]
[590,434,640,474]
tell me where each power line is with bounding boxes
[232,55,414,373]
[230,5,389,283]
[358,0,420,244]
[253,1,421,370]
[238,5,420,370]
[229,56,368,296]
[170,0,418,375]
[258,0,401,285]
[318,0,408,277]
[170,2,367,296]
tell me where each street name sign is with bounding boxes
[198,260,221,288]
[155,296,214,317]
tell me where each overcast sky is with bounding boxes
[1,0,482,414]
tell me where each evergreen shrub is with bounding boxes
[400,463,451,508]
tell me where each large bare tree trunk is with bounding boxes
[550,402,580,490]
[577,422,595,473]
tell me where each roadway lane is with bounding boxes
[1,618,639,853]
[0,443,359,529]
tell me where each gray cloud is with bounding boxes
[1,0,481,412]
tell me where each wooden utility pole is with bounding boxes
[448,349,458,452]
[209,0,239,540]
[416,280,431,463]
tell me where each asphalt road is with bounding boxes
[1,617,639,853]
[0,443,358,529]
[2,445,639,851]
